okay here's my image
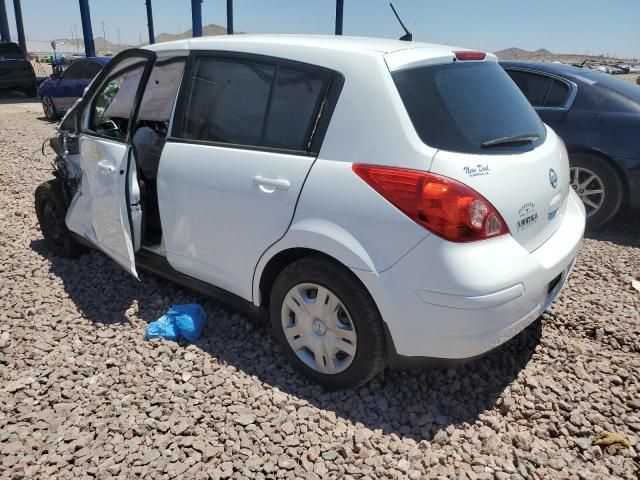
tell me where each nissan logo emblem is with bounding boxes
[549,168,558,189]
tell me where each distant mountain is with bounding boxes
[494,47,536,60]
[35,23,231,55]
[154,24,229,44]
[493,47,556,61]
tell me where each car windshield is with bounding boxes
[392,61,546,154]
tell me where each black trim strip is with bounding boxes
[164,136,317,157]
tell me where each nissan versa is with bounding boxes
[35,36,585,388]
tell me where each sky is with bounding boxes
[3,0,639,58]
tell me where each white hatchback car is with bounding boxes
[36,35,585,388]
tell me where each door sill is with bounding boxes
[135,249,266,322]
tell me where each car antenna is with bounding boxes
[389,2,412,41]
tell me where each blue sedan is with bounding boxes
[39,57,110,120]
[501,61,640,228]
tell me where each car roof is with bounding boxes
[145,34,464,58]
[87,56,111,66]
[500,60,640,104]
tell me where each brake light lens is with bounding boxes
[454,51,487,61]
[352,164,509,242]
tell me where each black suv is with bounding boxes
[0,42,37,97]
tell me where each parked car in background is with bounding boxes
[0,41,37,97]
[35,37,585,388]
[501,61,640,228]
[38,57,110,120]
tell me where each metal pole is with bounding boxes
[78,0,95,57]
[191,0,202,37]
[12,0,25,51]
[226,0,233,34]
[0,0,11,42]
[335,0,343,35]
[145,0,154,44]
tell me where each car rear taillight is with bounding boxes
[454,51,486,61]
[352,164,509,242]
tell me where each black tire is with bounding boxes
[269,256,386,389]
[35,180,86,258]
[569,153,624,230]
[41,94,58,120]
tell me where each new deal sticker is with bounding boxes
[463,164,490,178]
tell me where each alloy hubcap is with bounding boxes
[570,166,605,217]
[281,283,357,375]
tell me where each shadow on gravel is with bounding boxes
[31,236,541,440]
[0,89,39,103]
[585,206,640,248]
[197,316,541,441]
[30,239,157,325]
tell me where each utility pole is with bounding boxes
[0,0,11,42]
[73,24,78,52]
[13,0,26,52]
[78,0,95,57]
[227,0,233,34]
[145,0,155,44]
[191,0,202,38]
[101,21,106,51]
[335,0,344,35]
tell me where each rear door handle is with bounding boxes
[253,176,290,191]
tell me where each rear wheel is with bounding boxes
[270,256,386,389]
[42,94,57,120]
[35,180,85,258]
[569,153,624,229]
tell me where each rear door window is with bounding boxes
[85,61,103,79]
[182,57,275,146]
[506,70,551,106]
[63,62,86,80]
[177,55,331,152]
[544,79,570,107]
[393,61,546,154]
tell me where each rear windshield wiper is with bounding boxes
[481,133,539,148]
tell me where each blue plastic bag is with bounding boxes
[144,304,206,342]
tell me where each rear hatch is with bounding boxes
[389,54,569,252]
[0,42,34,82]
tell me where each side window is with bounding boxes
[179,55,330,151]
[84,61,103,79]
[262,66,327,150]
[544,79,570,107]
[88,62,145,140]
[182,57,275,145]
[63,62,86,80]
[506,70,551,107]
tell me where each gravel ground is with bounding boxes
[1,96,639,480]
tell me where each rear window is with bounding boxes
[0,42,25,60]
[392,61,546,154]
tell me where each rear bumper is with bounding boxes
[353,189,585,362]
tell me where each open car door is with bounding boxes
[66,49,156,279]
